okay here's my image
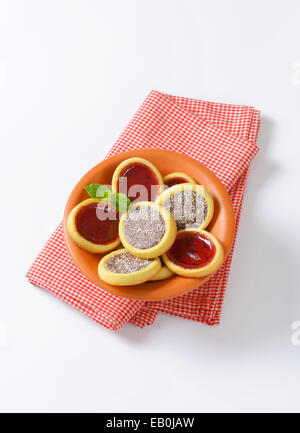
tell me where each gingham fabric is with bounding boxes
[26,91,260,330]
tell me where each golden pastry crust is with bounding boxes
[98,249,161,286]
[163,172,196,186]
[163,229,224,278]
[150,266,175,281]
[111,157,164,200]
[156,183,214,230]
[67,198,121,253]
[119,201,177,259]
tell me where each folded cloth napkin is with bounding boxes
[26,91,260,330]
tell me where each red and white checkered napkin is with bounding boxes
[26,91,260,330]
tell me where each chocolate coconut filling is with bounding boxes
[105,252,152,274]
[123,206,166,249]
[163,191,208,230]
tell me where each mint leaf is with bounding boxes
[84,184,130,212]
[84,184,111,199]
[106,192,131,213]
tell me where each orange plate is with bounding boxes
[63,149,235,301]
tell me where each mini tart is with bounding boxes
[163,229,224,278]
[119,201,177,259]
[156,183,214,230]
[163,172,196,188]
[111,157,164,203]
[150,266,175,281]
[67,198,121,253]
[150,257,175,281]
[98,249,161,286]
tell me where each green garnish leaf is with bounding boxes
[105,192,131,213]
[84,184,131,212]
[84,184,111,199]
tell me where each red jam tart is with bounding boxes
[163,172,196,188]
[112,157,163,203]
[163,229,224,277]
[67,199,121,253]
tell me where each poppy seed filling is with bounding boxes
[124,206,166,249]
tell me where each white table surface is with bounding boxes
[0,0,300,413]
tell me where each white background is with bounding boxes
[0,0,299,413]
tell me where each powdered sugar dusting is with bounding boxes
[124,206,166,249]
[164,191,208,229]
[105,252,152,274]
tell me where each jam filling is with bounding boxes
[75,202,119,244]
[117,162,160,202]
[166,231,216,269]
[165,177,187,188]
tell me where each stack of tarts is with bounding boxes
[67,157,224,287]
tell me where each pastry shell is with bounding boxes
[98,249,161,286]
[163,172,196,186]
[119,201,177,259]
[156,183,214,230]
[67,198,121,253]
[111,157,164,201]
[150,266,175,281]
[163,229,224,278]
